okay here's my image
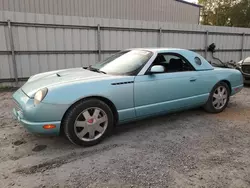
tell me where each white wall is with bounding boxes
[0,11,250,85]
[0,0,200,24]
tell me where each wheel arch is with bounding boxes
[220,80,232,94]
[60,96,119,134]
[204,79,231,113]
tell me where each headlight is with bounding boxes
[34,88,48,105]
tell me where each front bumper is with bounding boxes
[12,88,69,135]
[13,108,61,135]
[237,67,250,84]
[243,75,250,84]
[231,84,244,96]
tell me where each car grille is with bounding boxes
[242,65,250,74]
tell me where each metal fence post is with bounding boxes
[241,33,245,60]
[97,24,101,62]
[158,28,162,47]
[205,30,209,59]
[7,20,18,86]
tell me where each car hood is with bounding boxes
[22,68,109,97]
[237,57,250,65]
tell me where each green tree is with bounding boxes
[229,0,250,27]
[199,0,250,27]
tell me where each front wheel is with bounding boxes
[204,82,230,113]
[62,99,114,146]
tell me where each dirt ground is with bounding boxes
[0,87,250,188]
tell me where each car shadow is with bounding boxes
[29,103,235,149]
[244,83,250,88]
[46,107,205,148]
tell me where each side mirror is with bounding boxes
[149,65,165,74]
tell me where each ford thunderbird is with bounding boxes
[12,48,244,146]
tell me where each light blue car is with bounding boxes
[12,48,243,146]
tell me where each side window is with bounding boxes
[151,53,194,73]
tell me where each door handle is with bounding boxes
[190,78,197,82]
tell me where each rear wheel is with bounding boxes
[204,82,230,113]
[63,99,114,146]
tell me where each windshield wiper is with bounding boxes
[87,66,107,74]
[94,69,107,74]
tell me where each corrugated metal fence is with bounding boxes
[0,0,200,24]
[0,11,250,86]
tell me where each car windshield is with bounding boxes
[90,50,153,75]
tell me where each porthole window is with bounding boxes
[195,57,202,65]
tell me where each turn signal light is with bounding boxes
[43,124,56,129]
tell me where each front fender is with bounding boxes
[43,77,135,112]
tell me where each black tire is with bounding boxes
[203,82,230,113]
[62,99,114,146]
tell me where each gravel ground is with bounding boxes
[0,87,250,188]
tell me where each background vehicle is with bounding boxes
[12,48,244,146]
[206,43,249,84]
[235,57,250,84]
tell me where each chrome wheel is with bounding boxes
[74,107,108,142]
[212,86,228,110]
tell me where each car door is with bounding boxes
[134,53,207,118]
